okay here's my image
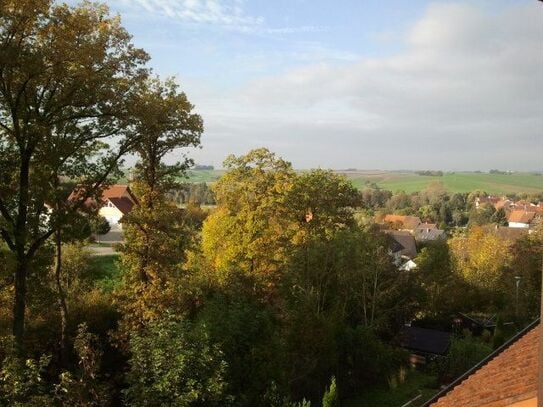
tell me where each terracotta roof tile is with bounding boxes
[102,185,128,198]
[383,214,421,230]
[429,323,539,407]
[508,211,536,224]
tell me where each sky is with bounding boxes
[93,0,543,170]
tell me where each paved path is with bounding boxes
[88,245,118,256]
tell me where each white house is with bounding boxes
[98,185,137,228]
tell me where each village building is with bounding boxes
[383,214,422,233]
[385,230,418,271]
[98,185,137,229]
[495,198,513,211]
[414,223,446,242]
[508,210,537,229]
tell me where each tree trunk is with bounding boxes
[55,228,69,366]
[12,256,27,355]
[13,152,31,354]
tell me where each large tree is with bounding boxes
[117,77,202,331]
[202,148,297,290]
[0,0,149,351]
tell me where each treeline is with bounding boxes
[168,182,216,205]
[415,170,444,177]
[360,184,543,228]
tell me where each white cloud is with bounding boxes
[186,2,543,170]
[112,0,324,34]
[114,0,261,27]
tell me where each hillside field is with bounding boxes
[341,171,543,194]
[185,169,543,195]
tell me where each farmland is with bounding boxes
[185,169,543,194]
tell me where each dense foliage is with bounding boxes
[0,2,541,406]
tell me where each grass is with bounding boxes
[344,370,439,407]
[89,254,122,292]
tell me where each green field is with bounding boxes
[184,169,543,194]
[341,171,543,194]
[184,169,224,183]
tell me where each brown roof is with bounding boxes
[508,210,536,224]
[102,185,135,200]
[428,322,539,407]
[383,214,421,231]
[108,197,135,215]
[67,184,137,208]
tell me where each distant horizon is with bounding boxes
[188,166,543,173]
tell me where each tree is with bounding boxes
[449,227,512,310]
[201,148,297,289]
[322,377,339,407]
[0,0,149,352]
[116,77,202,333]
[287,170,359,242]
[491,208,508,226]
[91,217,110,240]
[119,77,202,281]
[124,317,230,407]
[54,324,111,406]
[129,77,203,195]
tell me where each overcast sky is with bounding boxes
[97,0,543,170]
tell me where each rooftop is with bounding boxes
[427,320,539,407]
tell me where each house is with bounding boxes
[426,320,539,407]
[414,223,446,242]
[385,230,417,268]
[383,214,422,233]
[98,185,137,228]
[401,326,452,365]
[495,198,513,211]
[508,210,537,229]
[511,200,537,212]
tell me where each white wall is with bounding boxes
[508,222,530,229]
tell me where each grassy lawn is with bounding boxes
[344,370,439,407]
[89,254,122,292]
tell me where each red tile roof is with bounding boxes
[383,214,421,231]
[103,185,131,199]
[508,211,536,224]
[428,322,539,407]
